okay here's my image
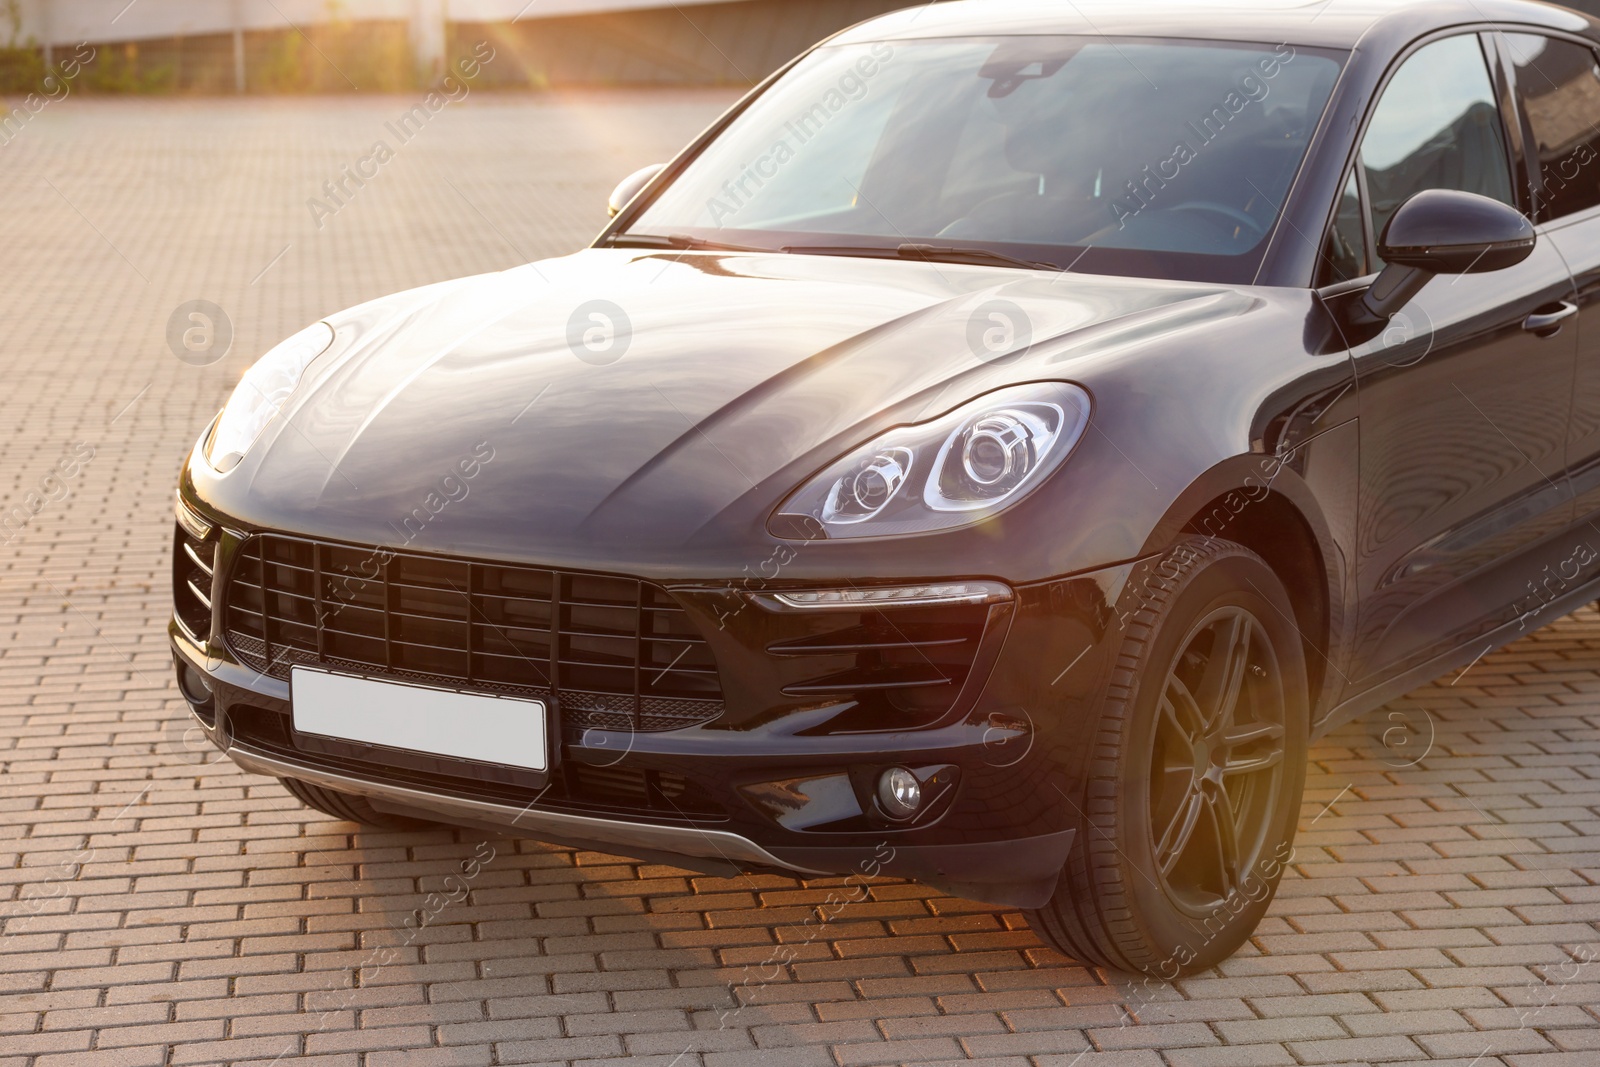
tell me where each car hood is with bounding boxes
[201,247,1252,567]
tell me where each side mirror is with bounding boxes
[608,163,665,218]
[1359,189,1535,322]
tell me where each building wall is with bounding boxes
[1,0,921,90]
[12,2,1600,92]
[453,0,923,88]
[8,0,745,46]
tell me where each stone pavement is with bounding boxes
[0,94,1597,1067]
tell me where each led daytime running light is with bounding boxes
[765,581,1010,610]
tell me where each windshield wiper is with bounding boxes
[899,244,1061,271]
[607,233,774,253]
[613,235,1059,270]
[785,242,1059,271]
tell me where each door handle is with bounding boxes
[1523,301,1578,337]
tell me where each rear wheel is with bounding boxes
[278,776,437,830]
[1028,537,1307,975]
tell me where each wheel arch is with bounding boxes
[1139,452,1348,721]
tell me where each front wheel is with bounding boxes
[1028,537,1308,975]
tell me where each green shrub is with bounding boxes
[81,43,176,93]
[0,45,42,92]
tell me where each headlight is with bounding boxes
[205,321,336,471]
[771,382,1091,539]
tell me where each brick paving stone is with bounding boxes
[1547,1024,1600,1050]
[1288,1034,1428,1062]
[1216,1015,1347,1043]
[1418,1029,1557,1057]
[1165,1046,1299,1067]
[702,1049,833,1067]
[831,1037,965,1064]
[959,1029,1092,1058]
[2,91,1600,1067]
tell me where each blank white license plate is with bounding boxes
[291,668,547,771]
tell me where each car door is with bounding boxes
[1342,32,1578,682]
[1501,32,1600,540]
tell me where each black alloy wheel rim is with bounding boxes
[1148,606,1287,916]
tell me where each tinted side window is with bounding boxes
[1505,33,1600,221]
[1360,35,1514,258]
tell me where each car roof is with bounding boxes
[831,0,1599,52]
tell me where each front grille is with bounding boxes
[222,534,724,733]
[173,522,216,640]
[566,761,693,808]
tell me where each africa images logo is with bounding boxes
[703,43,895,225]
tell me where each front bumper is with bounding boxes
[223,736,831,875]
[170,506,1143,908]
[225,736,1080,902]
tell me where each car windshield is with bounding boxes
[624,36,1345,283]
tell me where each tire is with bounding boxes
[1027,537,1308,976]
[278,776,437,830]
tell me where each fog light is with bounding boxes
[178,663,211,702]
[877,767,922,819]
[175,661,217,727]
